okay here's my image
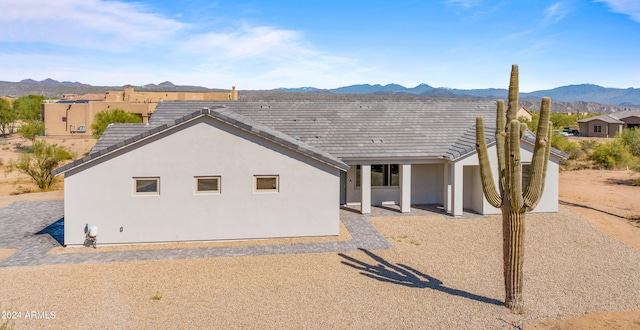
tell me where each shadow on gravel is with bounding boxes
[339,248,503,306]
[559,200,625,219]
[36,217,64,246]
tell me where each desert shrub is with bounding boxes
[579,139,599,154]
[589,139,633,169]
[551,134,583,160]
[617,127,640,157]
[0,98,18,136]
[17,120,44,142]
[12,94,45,121]
[91,108,142,138]
[549,112,578,129]
[6,140,72,191]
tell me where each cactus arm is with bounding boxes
[524,122,552,210]
[476,116,502,208]
[507,65,519,124]
[523,97,552,209]
[496,100,506,194]
[520,123,527,139]
[508,120,524,210]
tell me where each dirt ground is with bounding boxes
[0,136,95,196]
[1,136,639,328]
[526,169,640,329]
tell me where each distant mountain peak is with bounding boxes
[157,81,175,87]
[17,78,89,87]
[19,79,39,84]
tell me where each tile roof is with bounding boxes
[150,100,499,161]
[577,110,640,124]
[577,114,624,124]
[53,107,350,175]
[54,100,567,176]
[611,109,640,120]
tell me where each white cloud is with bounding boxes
[594,0,640,22]
[545,3,567,23]
[184,25,311,59]
[0,0,365,89]
[1,0,188,51]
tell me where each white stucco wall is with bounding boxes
[456,142,561,215]
[63,117,341,245]
[411,164,444,205]
[463,166,484,212]
[344,163,445,206]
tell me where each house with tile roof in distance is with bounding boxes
[53,100,564,246]
[577,110,640,138]
[516,106,533,121]
[42,86,238,136]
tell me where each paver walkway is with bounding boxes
[0,200,394,267]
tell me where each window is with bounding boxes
[594,125,602,133]
[134,178,159,195]
[522,164,531,188]
[255,175,279,192]
[195,176,220,194]
[356,164,400,187]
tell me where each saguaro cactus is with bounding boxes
[475,65,552,314]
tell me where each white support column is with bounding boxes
[451,163,464,217]
[443,163,451,214]
[400,163,411,213]
[360,165,371,214]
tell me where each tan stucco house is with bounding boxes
[577,110,640,138]
[42,87,238,137]
[53,100,564,246]
[516,106,533,121]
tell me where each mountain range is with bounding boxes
[2,78,640,112]
[277,83,640,106]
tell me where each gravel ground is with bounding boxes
[1,206,639,329]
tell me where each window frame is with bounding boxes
[254,175,279,193]
[521,163,531,188]
[194,176,221,194]
[355,164,400,188]
[133,177,160,195]
[594,125,602,133]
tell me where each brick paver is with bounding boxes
[0,200,393,267]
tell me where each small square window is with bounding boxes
[255,175,279,192]
[522,164,531,188]
[195,176,220,194]
[134,178,159,195]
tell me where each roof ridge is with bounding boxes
[53,107,349,176]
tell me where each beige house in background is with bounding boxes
[516,106,533,121]
[42,87,238,136]
[577,110,640,138]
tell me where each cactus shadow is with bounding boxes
[338,248,503,306]
[559,200,625,219]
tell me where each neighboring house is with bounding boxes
[53,100,565,246]
[577,110,640,138]
[516,106,533,121]
[42,87,238,137]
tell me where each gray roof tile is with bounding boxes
[53,106,350,176]
[148,100,499,161]
[56,100,566,176]
[577,114,624,124]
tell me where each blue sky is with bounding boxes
[1,0,639,92]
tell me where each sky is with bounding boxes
[1,0,639,92]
